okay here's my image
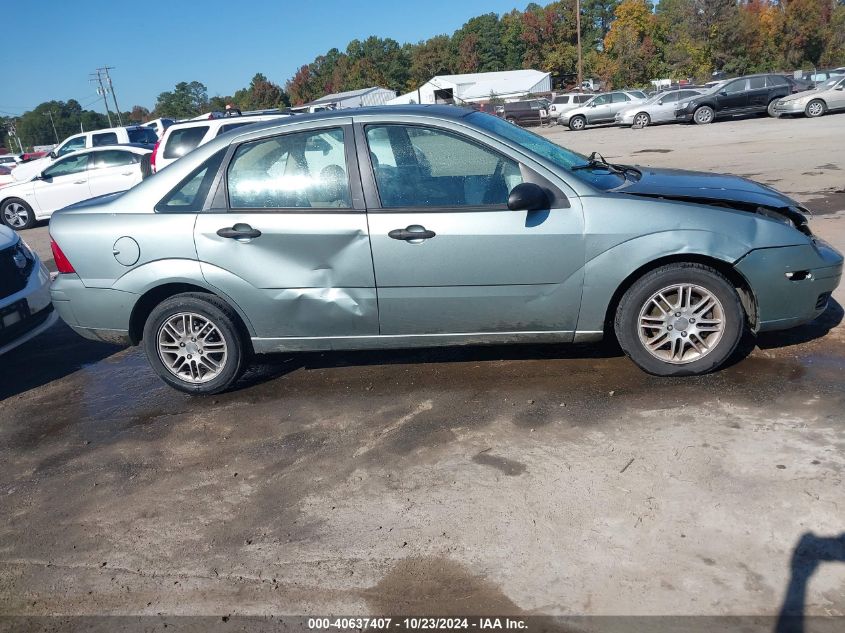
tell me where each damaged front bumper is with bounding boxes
[735,239,843,331]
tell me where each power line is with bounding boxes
[89,68,114,127]
[100,66,123,126]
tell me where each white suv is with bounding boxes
[548,93,593,119]
[152,114,291,172]
[12,125,158,182]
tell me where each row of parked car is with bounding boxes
[545,71,845,131]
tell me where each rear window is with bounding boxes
[767,75,788,86]
[575,95,591,104]
[156,149,225,213]
[748,76,766,89]
[163,126,209,159]
[127,127,158,144]
[553,96,569,104]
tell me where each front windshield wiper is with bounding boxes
[571,151,626,176]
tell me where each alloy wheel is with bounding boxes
[694,108,713,124]
[157,312,228,384]
[634,113,650,127]
[807,100,824,117]
[3,202,29,229]
[637,283,725,364]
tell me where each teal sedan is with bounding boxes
[48,106,842,393]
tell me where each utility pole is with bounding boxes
[576,0,583,90]
[43,110,59,143]
[90,69,114,127]
[100,66,123,126]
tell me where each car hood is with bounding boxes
[12,157,50,182]
[614,166,799,209]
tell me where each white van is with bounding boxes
[12,125,159,182]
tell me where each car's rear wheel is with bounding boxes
[1,198,35,230]
[805,99,826,118]
[633,112,651,128]
[569,115,586,131]
[142,293,249,394]
[693,106,714,125]
[614,263,745,376]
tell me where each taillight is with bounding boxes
[150,139,161,173]
[50,238,75,274]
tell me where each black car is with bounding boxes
[675,74,791,124]
[500,100,547,126]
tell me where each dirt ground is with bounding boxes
[1,112,844,622]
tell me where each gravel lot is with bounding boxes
[1,113,844,622]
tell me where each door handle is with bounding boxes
[389,226,436,241]
[73,180,86,184]
[121,172,133,176]
[217,223,262,239]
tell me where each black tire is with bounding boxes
[805,99,826,118]
[767,99,779,118]
[693,106,714,125]
[569,115,586,131]
[614,263,745,377]
[1,198,36,230]
[142,292,249,394]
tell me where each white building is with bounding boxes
[293,86,397,113]
[388,69,552,105]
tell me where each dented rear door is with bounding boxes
[194,119,378,339]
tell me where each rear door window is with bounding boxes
[227,127,351,209]
[748,76,766,90]
[92,132,118,147]
[163,126,209,159]
[766,75,788,87]
[554,96,569,104]
[611,93,630,103]
[89,150,138,169]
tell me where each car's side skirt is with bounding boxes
[251,330,606,353]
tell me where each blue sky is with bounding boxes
[3,0,526,116]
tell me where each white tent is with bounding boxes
[388,69,551,105]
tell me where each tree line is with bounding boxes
[4,0,844,149]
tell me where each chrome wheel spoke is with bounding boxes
[637,283,726,365]
[157,312,228,384]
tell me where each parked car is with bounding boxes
[1,145,152,230]
[151,113,291,172]
[48,106,843,393]
[0,226,57,355]
[499,100,549,126]
[773,75,845,118]
[0,155,20,169]
[780,75,813,93]
[559,91,648,130]
[12,126,159,182]
[548,93,593,119]
[799,69,845,87]
[675,74,792,124]
[615,89,703,127]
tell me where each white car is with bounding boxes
[0,145,151,230]
[152,113,290,172]
[143,117,175,138]
[12,125,159,183]
[615,88,703,127]
[0,165,14,187]
[0,155,20,169]
[0,226,57,355]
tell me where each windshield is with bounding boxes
[821,77,842,89]
[467,112,625,190]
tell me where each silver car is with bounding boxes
[49,106,843,394]
[615,89,703,127]
[559,91,648,130]
[773,76,845,118]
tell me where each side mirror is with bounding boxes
[48,151,57,159]
[35,173,51,182]
[836,85,844,91]
[508,183,549,212]
[657,100,664,105]
[719,90,728,96]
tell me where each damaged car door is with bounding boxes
[361,122,585,337]
[193,121,378,342]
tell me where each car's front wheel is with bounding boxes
[805,99,826,118]
[693,106,714,125]
[633,112,651,128]
[1,198,35,230]
[142,293,249,394]
[614,263,745,376]
[767,99,779,117]
[569,115,586,131]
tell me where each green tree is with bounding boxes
[154,81,209,118]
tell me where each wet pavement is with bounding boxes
[2,122,845,618]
